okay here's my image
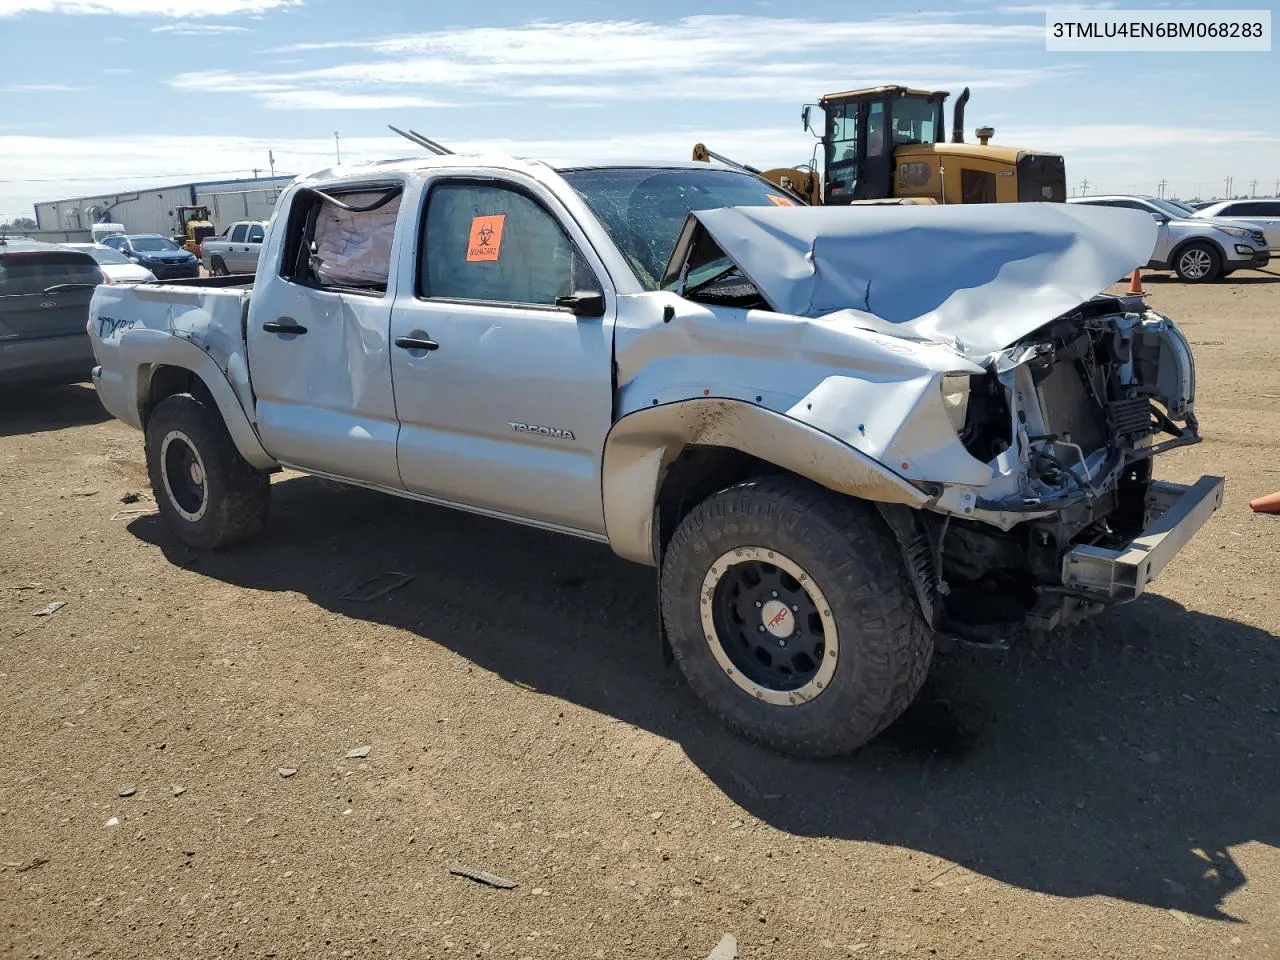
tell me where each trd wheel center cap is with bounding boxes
[760,599,795,639]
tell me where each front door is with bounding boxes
[388,174,617,536]
[244,181,406,488]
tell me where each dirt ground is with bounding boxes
[1,269,1277,960]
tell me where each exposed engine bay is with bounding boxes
[912,291,1202,633]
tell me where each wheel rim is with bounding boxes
[1179,248,1211,279]
[699,546,838,706]
[160,430,209,522]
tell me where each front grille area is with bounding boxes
[1107,397,1154,440]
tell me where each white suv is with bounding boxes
[1068,194,1270,282]
[1191,199,1280,252]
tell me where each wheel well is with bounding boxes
[140,365,215,428]
[653,445,778,563]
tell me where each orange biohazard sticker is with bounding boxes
[466,214,505,262]
[765,194,795,206]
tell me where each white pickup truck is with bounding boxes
[86,152,1224,759]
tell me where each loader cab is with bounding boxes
[807,86,947,204]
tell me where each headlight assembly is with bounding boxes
[940,373,971,435]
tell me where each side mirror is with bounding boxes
[555,290,606,317]
[801,105,811,132]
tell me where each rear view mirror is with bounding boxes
[555,290,606,317]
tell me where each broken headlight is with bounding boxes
[940,373,971,434]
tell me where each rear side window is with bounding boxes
[0,253,102,296]
[280,183,403,294]
[247,223,265,243]
[418,181,599,306]
[231,224,248,243]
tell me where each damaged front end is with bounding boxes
[920,292,1223,631]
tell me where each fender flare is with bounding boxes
[124,330,276,470]
[1167,236,1226,273]
[601,397,932,566]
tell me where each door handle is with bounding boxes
[262,319,308,335]
[394,336,439,351]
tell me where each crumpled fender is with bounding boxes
[600,397,931,566]
[109,327,276,471]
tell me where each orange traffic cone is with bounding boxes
[1127,269,1143,294]
[1249,491,1280,513]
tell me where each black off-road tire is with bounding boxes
[144,392,270,550]
[1172,241,1222,283]
[659,475,934,759]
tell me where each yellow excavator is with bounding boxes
[693,85,1067,207]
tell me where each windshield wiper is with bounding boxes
[682,262,741,297]
[42,283,98,293]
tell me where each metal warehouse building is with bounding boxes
[33,174,297,238]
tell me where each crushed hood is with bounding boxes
[664,201,1158,359]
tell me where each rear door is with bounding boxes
[0,251,102,343]
[228,223,250,272]
[244,180,406,487]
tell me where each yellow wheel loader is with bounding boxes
[693,85,1067,207]
[170,204,216,256]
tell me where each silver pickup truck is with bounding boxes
[199,219,268,276]
[86,154,1224,759]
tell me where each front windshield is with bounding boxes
[559,166,800,290]
[1148,197,1194,219]
[131,236,180,252]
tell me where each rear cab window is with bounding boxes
[416,180,600,307]
[279,182,404,295]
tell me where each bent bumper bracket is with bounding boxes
[1060,475,1225,601]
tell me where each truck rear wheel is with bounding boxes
[659,475,933,759]
[210,256,228,277]
[144,392,270,550]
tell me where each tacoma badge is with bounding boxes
[509,420,575,441]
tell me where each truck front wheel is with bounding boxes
[659,475,933,759]
[144,392,270,550]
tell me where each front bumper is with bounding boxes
[1060,475,1225,601]
[1225,247,1271,270]
[144,261,200,280]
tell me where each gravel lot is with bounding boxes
[2,270,1277,960]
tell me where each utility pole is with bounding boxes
[251,167,261,178]
[1225,176,1233,198]
[334,131,341,164]
[1157,178,1167,199]
[1249,179,1258,197]
[268,150,276,180]
[1080,177,1090,195]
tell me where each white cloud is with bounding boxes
[151,23,251,34]
[0,0,298,15]
[2,82,83,91]
[171,14,1056,110]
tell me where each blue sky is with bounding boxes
[1,0,1276,220]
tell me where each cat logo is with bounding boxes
[509,420,575,441]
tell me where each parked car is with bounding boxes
[1067,194,1269,282]
[1064,194,1264,281]
[0,238,104,387]
[200,219,268,276]
[86,156,1222,759]
[1191,198,1280,251]
[62,242,157,284]
[100,233,200,280]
